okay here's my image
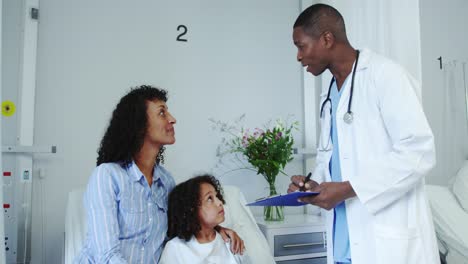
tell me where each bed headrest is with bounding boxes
[453,160,468,213]
[64,188,87,264]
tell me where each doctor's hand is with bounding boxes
[298,181,356,210]
[288,175,319,193]
[217,226,245,255]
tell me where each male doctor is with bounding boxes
[288,4,440,264]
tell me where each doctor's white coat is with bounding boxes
[313,49,440,264]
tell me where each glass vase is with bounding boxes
[263,182,284,221]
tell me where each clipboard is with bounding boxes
[246,191,319,207]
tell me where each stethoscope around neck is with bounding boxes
[318,50,359,152]
[319,49,360,125]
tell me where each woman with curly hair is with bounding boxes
[75,86,243,263]
[159,174,251,264]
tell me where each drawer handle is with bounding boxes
[282,242,323,248]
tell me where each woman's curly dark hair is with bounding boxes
[167,174,225,241]
[97,85,168,166]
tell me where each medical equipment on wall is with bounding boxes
[318,50,360,152]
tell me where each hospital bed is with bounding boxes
[64,185,275,264]
[426,161,468,264]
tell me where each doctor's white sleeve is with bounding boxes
[311,150,328,184]
[350,62,436,215]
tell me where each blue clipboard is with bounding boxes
[246,191,319,207]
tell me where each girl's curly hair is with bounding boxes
[97,85,168,166]
[167,174,225,241]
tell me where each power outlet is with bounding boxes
[4,205,11,252]
[3,204,14,224]
[4,235,9,252]
[20,168,32,183]
[4,233,16,258]
[3,205,17,259]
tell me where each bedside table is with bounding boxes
[256,214,327,264]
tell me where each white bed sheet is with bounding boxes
[426,185,468,263]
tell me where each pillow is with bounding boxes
[452,160,468,212]
[221,185,275,264]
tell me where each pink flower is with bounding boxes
[242,134,249,147]
[275,132,282,140]
[253,128,264,139]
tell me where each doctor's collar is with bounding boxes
[354,48,372,72]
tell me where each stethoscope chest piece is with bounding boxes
[320,49,360,128]
[343,112,353,124]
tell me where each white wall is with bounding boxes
[420,0,468,185]
[30,1,303,263]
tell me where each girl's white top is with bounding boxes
[159,231,250,264]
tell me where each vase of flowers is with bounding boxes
[263,177,284,221]
[210,115,298,221]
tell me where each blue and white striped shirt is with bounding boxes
[75,161,176,264]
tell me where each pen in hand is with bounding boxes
[300,172,312,191]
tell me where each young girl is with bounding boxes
[159,175,251,264]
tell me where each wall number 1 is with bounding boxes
[176,25,188,42]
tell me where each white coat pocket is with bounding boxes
[374,224,425,264]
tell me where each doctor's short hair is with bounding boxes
[294,3,347,42]
[167,174,225,241]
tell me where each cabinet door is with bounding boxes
[277,257,327,264]
[274,232,326,257]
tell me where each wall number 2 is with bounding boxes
[176,25,188,42]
